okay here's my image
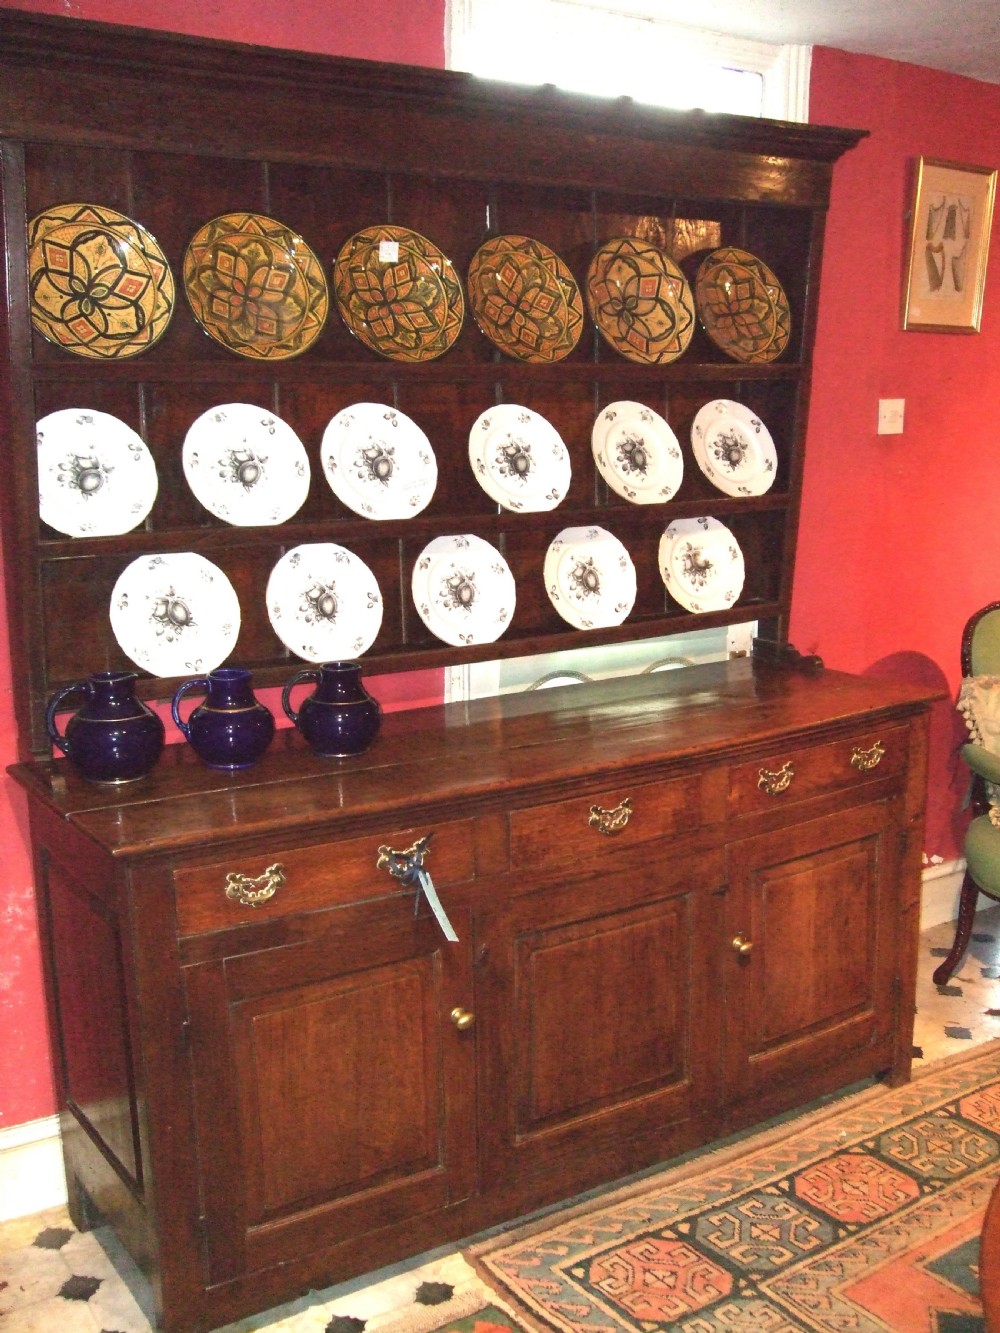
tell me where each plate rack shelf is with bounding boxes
[0,12,866,756]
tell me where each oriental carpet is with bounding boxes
[455,1043,1000,1333]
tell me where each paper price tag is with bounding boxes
[378,240,400,264]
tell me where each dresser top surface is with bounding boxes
[9,660,937,859]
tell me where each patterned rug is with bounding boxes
[460,1043,1000,1333]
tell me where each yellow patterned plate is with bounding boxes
[585,236,695,365]
[694,246,791,363]
[333,224,464,362]
[467,234,583,363]
[28,202,174,359]
[183,211,328,360]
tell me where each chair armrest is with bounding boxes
[961,742,1000,784]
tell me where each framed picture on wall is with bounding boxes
[902,156,997,332]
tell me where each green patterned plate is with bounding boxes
[467,234,583,362]
[586,236,695,364]
[694,245,791,363]
[28,202,174,359]
[184,211,328,360]
[333,224,464,362]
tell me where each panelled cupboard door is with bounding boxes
[182,899,475,1284]
[480,852,723,1206]
[722,801,899,1112]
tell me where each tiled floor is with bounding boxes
[5,907,1000,1333]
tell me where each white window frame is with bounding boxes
[446,0,810,122]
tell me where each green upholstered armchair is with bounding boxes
[934,601,1000,985]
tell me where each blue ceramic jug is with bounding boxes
[46,670,165,783]
[281,660,381,757]
[172,667,275,770]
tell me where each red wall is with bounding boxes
[0,0,445,63]
[795,48,1000,860]
[1,1,998,1130]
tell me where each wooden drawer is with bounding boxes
[728,724,909,818]
[508,771,709,881]
[174,818,477,936]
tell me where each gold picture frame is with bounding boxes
[902,156,997,332]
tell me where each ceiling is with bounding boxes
[588,0,1000,85]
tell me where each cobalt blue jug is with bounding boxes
[172,667,275,770]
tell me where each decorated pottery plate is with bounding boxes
[467,234,584,362]
[468,404,571,512]
[183,211,328,360]
[691,399,777,497]
[411,534,515,647]
[28,202,174,359]
[322,403,437,519]
[585,236,695,364]
[591,400,683,504]
[693,246,791,364]
[659,517,745,613]
[333,224,464,362]
[37,408,158,537]
[543,525,636,630]
[182,404,311,525]
[109,552,241,676]
[266,542,383,661]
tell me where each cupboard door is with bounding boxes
[481,853,723,1207]
[723,801,899,1117]
[183,898,476,1282]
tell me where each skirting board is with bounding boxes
[0,1113,66,1222]
[0,860,973,1222]
[920,857,966,930]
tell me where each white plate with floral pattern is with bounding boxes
[37,408,158,537]
[544,526,637,629]
[183,403,310,525]
[591,400,683,504]
[109,552,240,676]
[690,399,777,497]
[322,403,437,519]
[412,534,516,646]
[659,517,745,613]
[266,542,383,661]
[468,404,570,512]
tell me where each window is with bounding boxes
[447,0,809,121]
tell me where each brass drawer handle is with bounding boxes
[377,835,432,884]
[732,933,753,956]
[851,740,885,772]
[588,796,633,836]
[225,862,286,909]
[450,1006,475,1031]
[758,762,794,796]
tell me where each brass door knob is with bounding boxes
[450,1006,475,1031]
[731,934,753,956]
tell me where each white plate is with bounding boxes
[659,517,745,613]
[412,534,516,646]
[37,408,158,537]
[266,543,383,661]
[468,404,570,512]
[182,403,310,526]
[322,403,437,519]
[544,526,637,629]
[591,401,683,504]
[109,552,241,676]
[691,399,777,497]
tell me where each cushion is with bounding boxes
[957,675,1000,826]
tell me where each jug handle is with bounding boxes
[171,677,210,739]
[45,680,88,756]
[281,668,318,724]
